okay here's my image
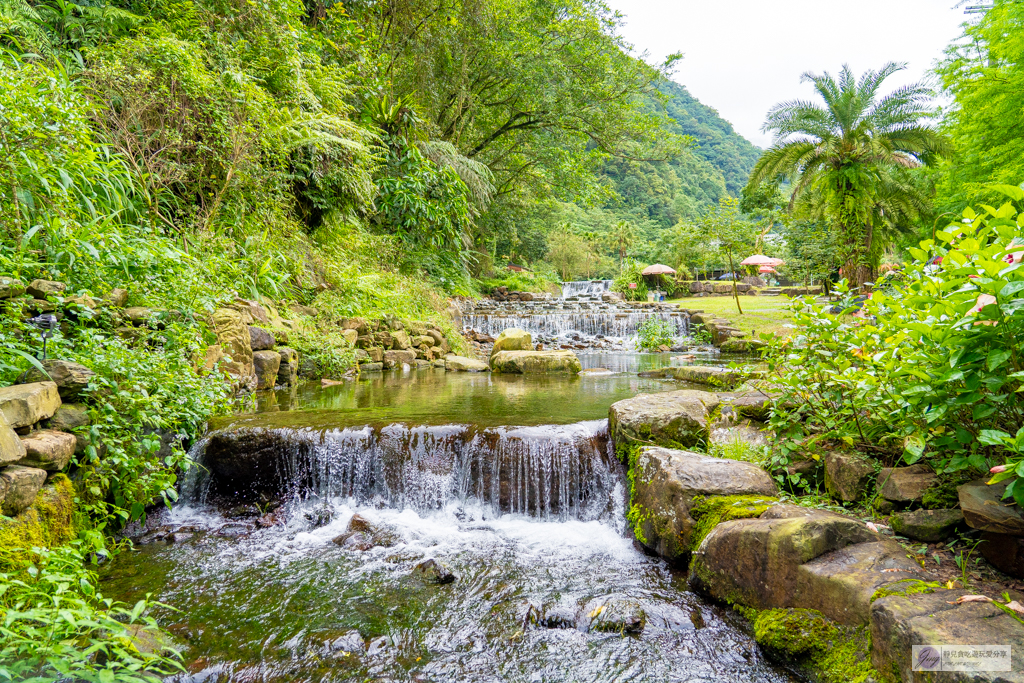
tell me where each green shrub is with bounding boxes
[611,259,648,301]
[636,317,676,350]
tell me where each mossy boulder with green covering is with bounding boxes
[689,494,778,551]
[0,474,76,563]
[753,608,875,683]
[890,508,964,542]
[665,365,752,389]
[608,389,720,449]
[489,350,581,374]
[627,447,776,564]
[489,328,533,356]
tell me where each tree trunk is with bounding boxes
[727,248,743,315]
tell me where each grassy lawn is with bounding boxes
[667,294,798,338]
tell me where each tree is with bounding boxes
[699,198,757,314]
[745,63,950,291]
[610,220,637,265]
[935,0,1024,213]
[783,219,838,291]
[546,227,590,280]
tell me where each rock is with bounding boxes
[667,365,748,389]
[959,479,1024,536]
[426,329,445,346]
[876,464,938,504]
[277,347,298,386]
[341,329,358,345]
[794,540,927,625]
[212,308,255,391]
[0,382,61,429]
[124,306,156,326]
[17,359,94,400]
[431,358,446,368]
[18,430,76,471]
[361,362,383,373]
[871,588,1024,682]
[203,345,224,374]
[392,330,412,350]
[890,509,964,542]
[608,389,720,448]
[708,418,769,450]
[489,350,582,374]
[0,411,26,466]
[26,279,65,299]
[288,303,317,318]
[725,391,776,421]
[232,298,270,325]
[332,513,400,550]
[252,350,282,390]
[297,356,319,378]
[105,288,129,307]
[490,328,533,356]
[979,532,1024,578]
[412,558,456,584]
[719,338,767,354]
[0,277,25,299]
[580,595,646,634]
[445,355,489,372]
[823,450,875,503]
[417,335,435,347]
[383,349,416,369]
[63,294,97,311]
[248,326,276,351]
[690,506,882,616]
[628,446,777,562]
[0,465,48,515]
[342,317,369,335]
[367,347,384,363]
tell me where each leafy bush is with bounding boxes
[766,186,1024,506]
[612,259,648,301]
[0,543,182,683]
[636,317,676,350]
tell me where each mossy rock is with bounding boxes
[0,474,76,567]
[752,608,875,683]
[689,494,778,551]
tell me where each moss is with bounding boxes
[689,494,777,551]
[870,578,942,604]
[921,471,973,510]
[0,475,77,568]
[752,608,875,683]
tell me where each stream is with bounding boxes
[100,352,793,682]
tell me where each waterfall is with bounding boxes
[560,280,613,298]
[463,310,689,339]
[187,420,618,522]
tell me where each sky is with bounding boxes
[604,0,969,147]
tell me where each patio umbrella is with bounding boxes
[758,265,777,274]
[741,254,785,267]
[641,264,677,276]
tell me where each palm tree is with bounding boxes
[746,63,950,290]
[610,220,637,266]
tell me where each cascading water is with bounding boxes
[560,279,613,298]
[187,420,617,522]
[461,309,688,340]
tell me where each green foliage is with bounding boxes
[636,317,676,351]
[611,259,648,301]
[783,220,838,288]
[935,0,1024,213]
[476,269,559,295]
[766,190,1024,505]
[0,543,182,683]
[747,63,950,289]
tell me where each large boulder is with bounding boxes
[277,347,298,386]
[490,328,533,356]
[708,418,769,451]
[958,479,1024,536]
[0,382,61,429]
[445,355,488,372]
[105,288,129,307]
[383,349,416,369]
[871,588,1024,682]
[0,465,48,515]
[18,359,94,400]
[690,506,882,617]
[666,365,747,389]
[26,279,66,299]
[719,338,767,354]
[18,430,76,471]
[342,317,369,335]
[608,390,719,448]
[890,509,964,543]
[0,411,26,465]
[391,330,412,350]
[876,464,938,504]
[48,404,90,433]
[489,350,582,374]
[628,447,776,562]
[248,326,276,351]
[823,450,875,503]
[252,350,281,390]
[0,276,25,299]
[212,308,255,391]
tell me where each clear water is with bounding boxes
[101,350,790,683]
